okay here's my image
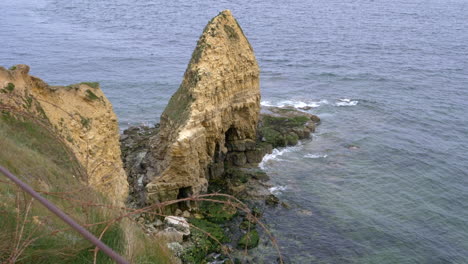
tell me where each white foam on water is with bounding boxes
[335,98,358,106]
[304,153,328,159]
[261,99,329,109]
[269,185,287,195]
[259,144,303,170]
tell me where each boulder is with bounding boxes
[164,216,190,236]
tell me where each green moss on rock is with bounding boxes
[260,114,314,148]
[85,89,100,101]
[199,197,237,223]
[80,82,100,89]
[182,219,229,263]
[237,230,259,249]
[6,83,15,92]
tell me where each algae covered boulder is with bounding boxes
[259,106,320,148]
[237,230,260,249]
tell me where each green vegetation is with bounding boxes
[224,24,239,40]
[181,219,229,263]
[262,115,310,128]
[80,115,91,129]
[24,96,33,109]
[80,82,100,89]
[260,115,310,147]
[237,230,259,249]
[85,89,100,101]
[163,81,194,124]
[199,196,237,223]
[191,42,207,64]
[0,113,174,263]
[224,167,249,184]
[9,66,17,71]
[4,83,15,93]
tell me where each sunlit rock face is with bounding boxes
[0,65,128,203]
[144,10,260,203]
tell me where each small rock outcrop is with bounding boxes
[0,65,128,202]
[144,10,260,204]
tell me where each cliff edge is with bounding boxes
[144,10,260,203]
[0,65,128,202]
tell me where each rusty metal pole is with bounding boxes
[0,166,129,264]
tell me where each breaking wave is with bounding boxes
[304,153,328,159]
[261,99,329,109]
[335,98,358,106]
[269,185,287,195]
[259,144,303,170]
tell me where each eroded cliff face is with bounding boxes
[0,65,128,202]
[144,10,260,203]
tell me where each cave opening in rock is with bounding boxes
[177,186,193,199]
[177,186,193,210]
[225,126,238,148]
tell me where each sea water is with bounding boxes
[1,0,467,263]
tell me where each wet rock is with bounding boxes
[265,194,280,206]
[237,230,259,249]
[297,209,313,216]
[258,106,320,148]
[239,220,256,230]
[226,152,247,167]
[281,201,291,209]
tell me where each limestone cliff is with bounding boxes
[0,65,128,202]
[144,10,260,203]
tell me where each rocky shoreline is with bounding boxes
[1,9,322,264]
[120,106,319,263]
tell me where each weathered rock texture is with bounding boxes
[0,65,128,202]
[144,10,260,203]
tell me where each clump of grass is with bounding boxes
[80,82,100,89]
[224,24,239,40]
[9,66,17,71]
[3,83,16,93]
[85,89,99,101]
[80,115,91,129]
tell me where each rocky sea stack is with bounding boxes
[143,10,261,204]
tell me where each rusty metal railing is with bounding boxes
[0,166,129,264]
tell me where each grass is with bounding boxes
[4,83,15,93]
[80,82,100,89]
[0,113,174,263]
[181,218,230,263]
[223,24,239,40]
[79,115,91,129]
[85,89,100,101]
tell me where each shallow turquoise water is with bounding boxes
[1,0,468,263]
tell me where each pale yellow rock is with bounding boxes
[0,65,128,203]
[145,10,260,203]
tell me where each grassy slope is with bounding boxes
[0,113,174,264]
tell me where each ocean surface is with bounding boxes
[2,0,468,263]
